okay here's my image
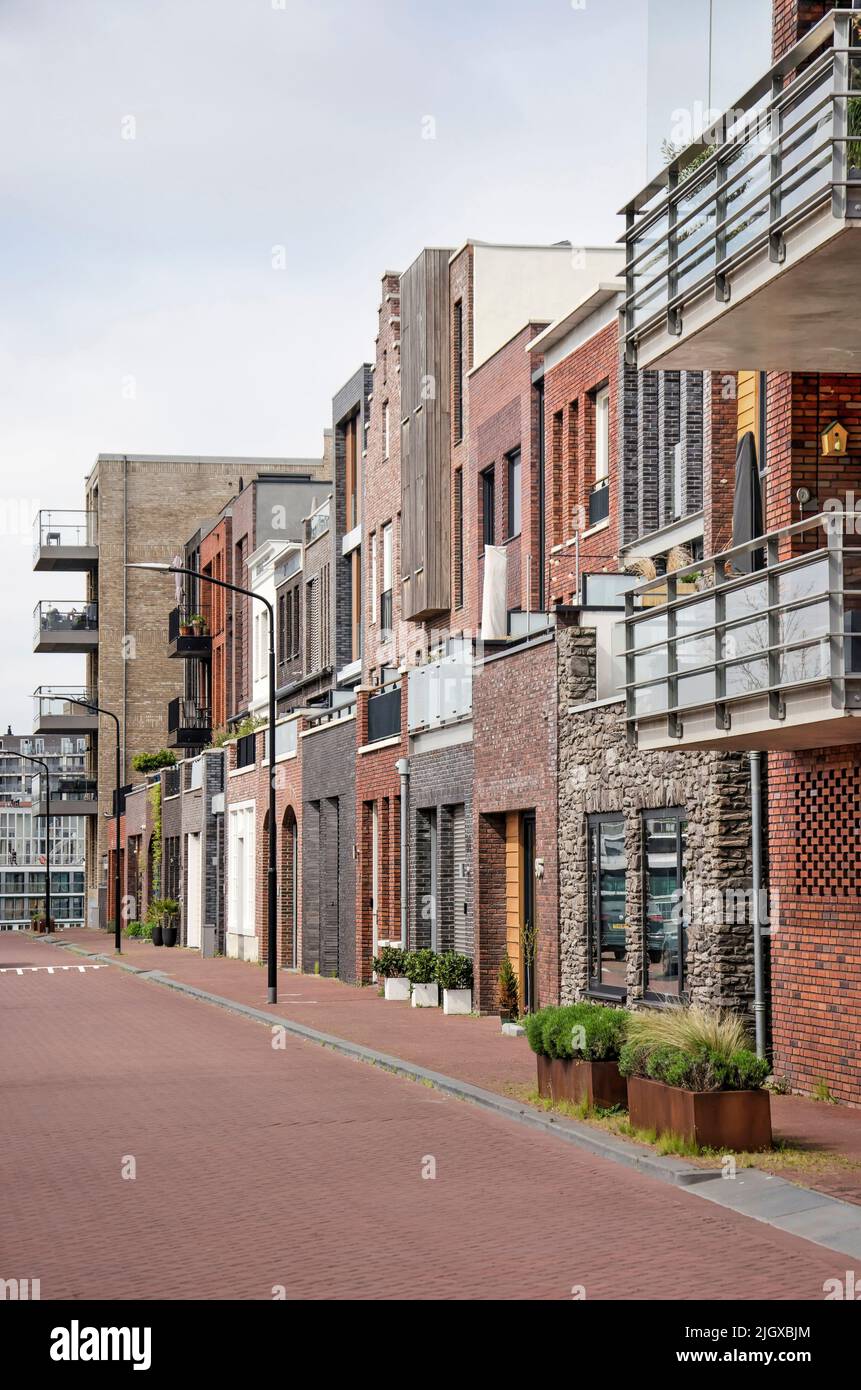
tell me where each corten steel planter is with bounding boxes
[627,1076,772,1151]
[536,1055,628,1110]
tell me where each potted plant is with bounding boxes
[373,945,411,1000]
[190,613,205,636]
[435,951,473,1015]
[619,1006,772,1151]
[406,949,438,1008]
[525,1003,630,1110]
[497,954,519,1023]
[159,898,180,948]
[179,614,192,637]
[146,903,163,946]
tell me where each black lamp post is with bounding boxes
[127,561,278,1004]
[66,696,122,954]
[18,751,51,933]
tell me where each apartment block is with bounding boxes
[0,730,87,930]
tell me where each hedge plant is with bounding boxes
[524,1002,630,1062]
[405,949,437,985]
[619,1041,769,1093]
[434,952,473,991]
[372,945,408,979]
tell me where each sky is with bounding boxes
[0,0,771,730]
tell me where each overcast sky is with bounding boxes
[1,0,771,730]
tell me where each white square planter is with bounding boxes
[384,976,411,1002]
[411,982,439,1008]
[443,988,472,1016]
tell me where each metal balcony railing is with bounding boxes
[34,601,98,640]
[305,499,331,544]
[32,510,98,561]
[625,512,861,748]
[621,9,861,365]
[33,687,98,726]
[367,684,401,743]
[167,697,211,735]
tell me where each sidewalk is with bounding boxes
[50,927,861,1205]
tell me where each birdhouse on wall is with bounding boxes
[821,420,849,457]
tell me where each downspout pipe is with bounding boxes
[396,756,410,950]
[749,751,767,1060]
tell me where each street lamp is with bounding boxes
[65,696,123,954]
[127,560,278,1004]
[18,751,51,934]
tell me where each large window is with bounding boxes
[481,468,495,549]
[587,815,627,995]
[643,810,687,998]
[506,448,521,539]
[589,385,611,527]
[380,522,393,634]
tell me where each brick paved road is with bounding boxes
[0,933,846,1300]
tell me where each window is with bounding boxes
[506,448,521,539]
[291,587,300,658]
[351,549,362,662]
[453,468,463,609]
[589,384,611,527]
[370,531,378,624]
[306,577,320,673]
[453,299,464,443]
[481,468,495,549]
[383,402,390,460]
[643,811,687,999]
[344,412,360,531]
[380,522,393,634]
[587,815,627,995]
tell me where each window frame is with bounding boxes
[506,447,522,540]
[586,811,628,1001]
[481,467,495,550]
[641,807,688,1003]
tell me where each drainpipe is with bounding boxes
[396,756,410,949]
[749,751,766,1060]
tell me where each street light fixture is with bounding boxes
[127,560,279,1004]
[64,696,123,954]
[18,751,52,935]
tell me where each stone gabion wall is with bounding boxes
[556,625,755,1014]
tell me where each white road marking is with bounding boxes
[0,964,107,975]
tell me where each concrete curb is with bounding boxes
[43,936,861,1259]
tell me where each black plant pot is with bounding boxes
[151,923,163,946]
[162,925,177,948]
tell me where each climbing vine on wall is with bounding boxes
[148,782,162,900]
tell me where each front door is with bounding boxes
[186,832,202,949]
[521,812,537,1012]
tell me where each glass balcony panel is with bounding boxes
[675,168,717,299]
[634,682,668,716]
[780,641,829,685]
[723,139,770,260]
[725,618,767,660]
[675,597,715,636]
[676,670,716,706]
[725,578,767,621]
[631,613,668,650]
[675,634,715,671]
[778,557,828,605]
[634,648,668,683]
[630,211,669,327]
[780,599,829,645]
[725,657,769,695]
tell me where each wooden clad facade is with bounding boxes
[400,247,452,622]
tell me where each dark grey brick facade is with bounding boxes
[408,736,474,952]
[300,712,357,982]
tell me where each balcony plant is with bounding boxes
[405,948,439,1008]
[373,945,410,1002]
[179,613,193,637]
[497,953,519,1023]
[435,951,473,1015]
[190,613,207,636]
[131,749,177,774]
[619,1006,772,1150]
[525,1003,630,1109]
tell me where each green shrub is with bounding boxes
[497,954,519,1017]
[435,952,473,991]
[620,1039,769,1092]
[405,949,437,985]
[131,749,177,774]
[140,920,154,941]
[526,1003,630,1061]
[372,945,408,979]
[124,921,143,938]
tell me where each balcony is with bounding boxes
[33,688,99,736]
[625,513,861,753]
[367,684,401,743]
[33,601,98,653]
[167,697,211,751]
[408,643,473,734]
[622,10,861,372]
[168,606,212,660]
[32,510,98,572]
[33,776,98,817]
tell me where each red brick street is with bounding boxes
[0,932,847,1301]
